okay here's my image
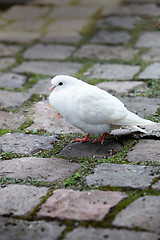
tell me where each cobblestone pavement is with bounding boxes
[0,0,160,239]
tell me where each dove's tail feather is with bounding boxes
[113,110,155,127]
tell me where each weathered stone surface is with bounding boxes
[84,64,140,80]
[5,19,46,32]
[97,16,141,30]
[0,90,31,109]
[141,47,160,61]
[138,63,160,79]
[64,227,160,240]
[139,122,160,138]
[127,139,160,163]
[0,111,26,129]
[0,185,48,216]
[13,61,83,76]
[96,81,146,94]
[23,44,75,60]
[42,31,82,43]
[80,0,121,5]
[0,58,15,70]
[0,157,80,182]
[0,218,65,240]
[136,32,160,47]
[49,6,99,18]
[28,78,51,95]
[42,19,89,42]
[86,164,160,188]
[119,97,160,118]
[0,43,22,56]
[2,5,49,20]
[74,45,139,61]
[152,180,160,191]
[113,196,160,234]
[28,100,82,134]
[111,123,160,137]
[47,19,89,32]
[38,189,127,221]
[0,73,26,89]
[0,133,56,155]
[32,0,71,4]
[92,30,131,44]
[125,0,160,3]
[58,140,123,159]
[0,32,41,43]
[102,4,160,16]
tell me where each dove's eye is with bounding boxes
[59,82,63,86]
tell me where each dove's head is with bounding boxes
[49,75,80,92]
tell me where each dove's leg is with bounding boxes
[94,132,112,144]
[72,134,94,143]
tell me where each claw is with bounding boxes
[93,133,112,144]
[72,134,93,143]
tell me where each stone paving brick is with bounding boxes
[64,227,160,240]
[38,189,127,221]
[86,164,160,188]
[113,196,160,234]
[0,43,22,56]
[102,4,160,16]
[0,185,48,216]
[28,78,51,95]
[0,19,7,27]
[138,63,160,79]
[0,218,65,240]
[80,0,121,5]
[74,45,139,61]
[126,0,160,3]
[152,180,160,191]
[5,19,46,32]
[13,61,83,76]
[136,32,160,47]
[91,30,131,44]
[0,73,26,89]
[96,81,147,94]
[142,123,160,138]
[84,64,140,80]
[49,6,99,19]
[47,19,90,32]
[127,139,160,163]
[58,140,123,160]
[1,5,49,20]
[0,133,57,155]
[0,31,41,43]
[42,19,90,43]
[0,111,26,129]
[141,48,160,61]
[111,123,160,138]
[119,96,160,118]
[42,31,82,43]
[0,90,31,109]
[0,157,80,182]
[23,44,75,60]
[97,16,141,30]
[27,100,82,134]
[0,58,16,70]
[31,0,71,5]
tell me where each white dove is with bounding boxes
[49,75,155,143]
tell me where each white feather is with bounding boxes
[49,75,156,135]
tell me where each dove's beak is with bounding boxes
[49,86,56,92]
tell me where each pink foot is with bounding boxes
[93,133,112,144]
[72,134,93,143]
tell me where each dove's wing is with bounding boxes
[77,85,128,125]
